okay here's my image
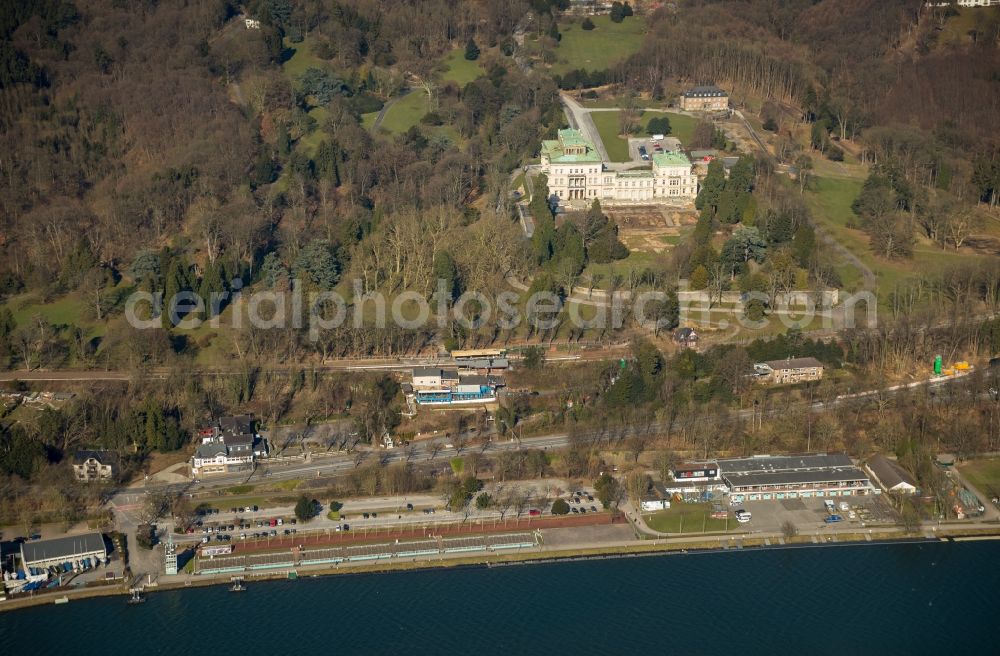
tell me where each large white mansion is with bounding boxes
[539,128,698,204]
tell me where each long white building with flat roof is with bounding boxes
[540,129,698,204]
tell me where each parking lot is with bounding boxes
[564,489,601,516]
[627,136,681,163]
[728,494,899,533]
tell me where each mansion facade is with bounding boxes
[540,129,698,204]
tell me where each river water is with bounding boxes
[1,540,996,655]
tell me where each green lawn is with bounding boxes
[580,249,663,285]
[803,175,989,300]
[439,48,485,85]
[361,111,379,130]
[379,90,433,134]
[298,106,328,155]
[644,111,698,147]
[960,459,1000,499]
[10,293,91,328]
[590,111,631,161]
[282,36,327,84]
[643,503,735,534]
[550,15,647,74]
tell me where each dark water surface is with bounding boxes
[1,540,996,655]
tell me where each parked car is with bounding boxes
[839,502,850,512]
[528,509,541,517]
[825,514,843,523]
[734,509,752,523]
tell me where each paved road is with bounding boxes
[560,92,609,161]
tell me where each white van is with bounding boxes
[734,509,751,523]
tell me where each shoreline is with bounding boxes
[4,525,1000,614]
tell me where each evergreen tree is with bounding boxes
[464,38,480,61]
[130,251,162,291]
[690,264,709,290]
[315,140,340,185]
[552,222,586,275]
[277,123,291,156]
[199,261,226,318]
[163,257,192,326]
[261,252,289,289]
[295,240,341,289]
[646,116,671,135]
[791,224,817,267]
[695,159,726,212]
[433,250,461,302]
[610,1,625,22]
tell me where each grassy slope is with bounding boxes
[803,174,985,299]
[960,459,1000,498]
[440,48,485,86]
[550,15,647,74]
[581,250,661,282]
[379,90,433,134]
[590,111,630,161]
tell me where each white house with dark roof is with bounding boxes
[72,450,119,482]
[540,128,698,204]
[679,85,729,111]
[865,454,918,495]
[191,415,266,476]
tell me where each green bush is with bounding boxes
[647,116,671,135]
[420,111,444,126]
[582,18,595,30]
[294,495,318,522]
[551,498,570,515]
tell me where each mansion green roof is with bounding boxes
[541,136,602,164]
[652,151,692,168]
[557,128,589,146]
